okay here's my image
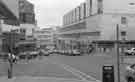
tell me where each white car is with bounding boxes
[72,50,81,56]
[125,48,135,55]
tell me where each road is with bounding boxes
[0,56,99,82]
[0,52,130,82]
[49,53,128,82]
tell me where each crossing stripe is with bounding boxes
[45,58,101,82]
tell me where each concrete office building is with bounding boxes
[19,0,35,24]
[58,0,135,53]
[19,0,37,40]
[34,28,54,49]
[58,1,135,82]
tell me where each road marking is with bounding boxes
[45,57,101,82]
[60,63,101,82]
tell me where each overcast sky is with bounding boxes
[28,0,85,28]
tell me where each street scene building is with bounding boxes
[57,0,135,54]
[34,27,55,49]
[0,0,37,54]
[1,0,135,82]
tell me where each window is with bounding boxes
[121,17,127,24]
[98,0,103,14]
[121,31,126,36]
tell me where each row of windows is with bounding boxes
[34,31,51,34]
[63,0,103,26]
[38,35,52,38]
[10,28,26,34]
[19,13,35,24]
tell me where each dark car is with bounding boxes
[18,52,28,60]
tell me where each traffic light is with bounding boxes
[103,65,114,82]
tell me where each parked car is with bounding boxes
[43,51,49,56]
[125,64,135,82]
[72,49,81,56]
[125,48,135,55]
[18,52,28,60]
[39,49,49,56]
[57,50,63,55]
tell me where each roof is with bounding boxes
[0,0,18,20]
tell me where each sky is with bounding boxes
[28,0,85,28]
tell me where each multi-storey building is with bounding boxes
[19,0,37,40]
[58,1,135,82]
[33,28,54,49]
[19,0,35,24]
[58,0,135,54]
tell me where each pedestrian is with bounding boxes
[8,53,17,64]
[8,53,12,63]
[12,54,17,64]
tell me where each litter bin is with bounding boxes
[103,65,114,82]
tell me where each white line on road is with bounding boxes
[45,57,101,82]
[60,63,101,82]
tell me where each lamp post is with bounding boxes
[8,32,14,79]
[116,24,120,82]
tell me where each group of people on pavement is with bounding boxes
[8,53,18,64]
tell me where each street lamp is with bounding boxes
[116,24,120,82]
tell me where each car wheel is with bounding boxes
[125,53,129,56]
[131,52,135,56]
[127,77,134,82]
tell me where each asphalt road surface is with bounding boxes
[0,56,99,82]
[0,52,130,82]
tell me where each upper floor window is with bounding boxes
[121,17,127,24]
[97,0,103,14]
[121,31,126,36]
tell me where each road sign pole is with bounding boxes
[8,34,13,79]
[116,24,120,82]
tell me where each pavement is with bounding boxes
[0,76,88,82]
